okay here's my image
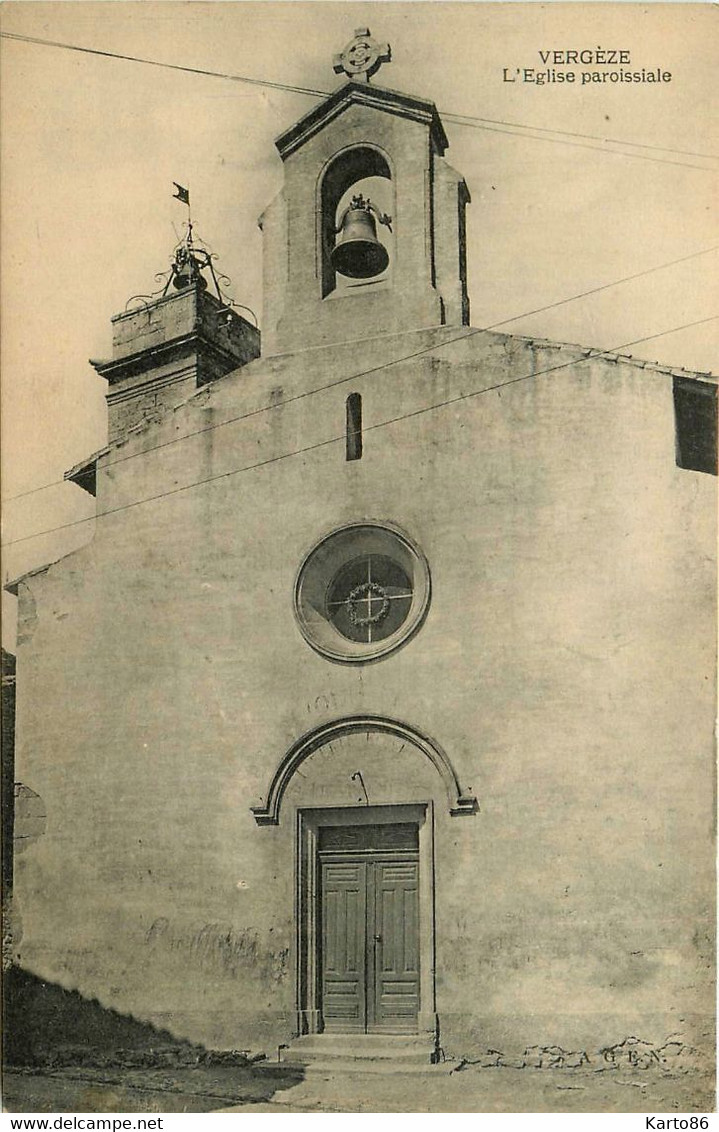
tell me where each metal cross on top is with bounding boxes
[333,28,391,83]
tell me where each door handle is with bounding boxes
[374,934,382,943]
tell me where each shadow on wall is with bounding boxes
[2,965,278,1072]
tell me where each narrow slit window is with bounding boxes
[346,393,363,461]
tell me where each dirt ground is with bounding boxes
[3,1062,715,1114]
[2,1064,303,1114]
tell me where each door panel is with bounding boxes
[372,860,420,1030]
[321,860,366,1031]
[320,847,419,1034]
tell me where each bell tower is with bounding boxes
[259,29,470,356]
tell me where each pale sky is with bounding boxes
[1,2,717,647]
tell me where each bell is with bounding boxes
[331,204,389,280]
[172,246,208,290]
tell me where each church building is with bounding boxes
[7,30,717,1065]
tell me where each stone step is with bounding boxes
[291,1034,430,1052]
[284,1059,453,1077]
[284,1033,436,1072]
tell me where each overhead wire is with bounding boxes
[3,243,717,505]
[438,115,717,172]
[441,110,718,162]
[1,30,716,170]
[0,30,328,98]
[3,314,716,551]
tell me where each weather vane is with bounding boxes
[333,28,391,84]
[124,183,257,326]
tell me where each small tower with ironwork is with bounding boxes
[87,225,260,447]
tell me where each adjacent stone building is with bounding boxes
[7,32,717,1063]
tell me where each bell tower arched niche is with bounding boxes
[251,715,478,826]
[261,80,471,356]
[319,145,393,299]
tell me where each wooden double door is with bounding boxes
[319,823,419,1033]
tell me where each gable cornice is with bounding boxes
[275,81,449,160]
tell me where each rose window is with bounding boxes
[294,523,430,663]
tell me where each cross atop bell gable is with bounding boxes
[333,28,391,83]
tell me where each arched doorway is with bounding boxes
[251,716,477,1037]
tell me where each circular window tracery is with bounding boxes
[294,523,430,663]
[327,555,412,642]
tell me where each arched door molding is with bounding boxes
[251,714,478,825]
